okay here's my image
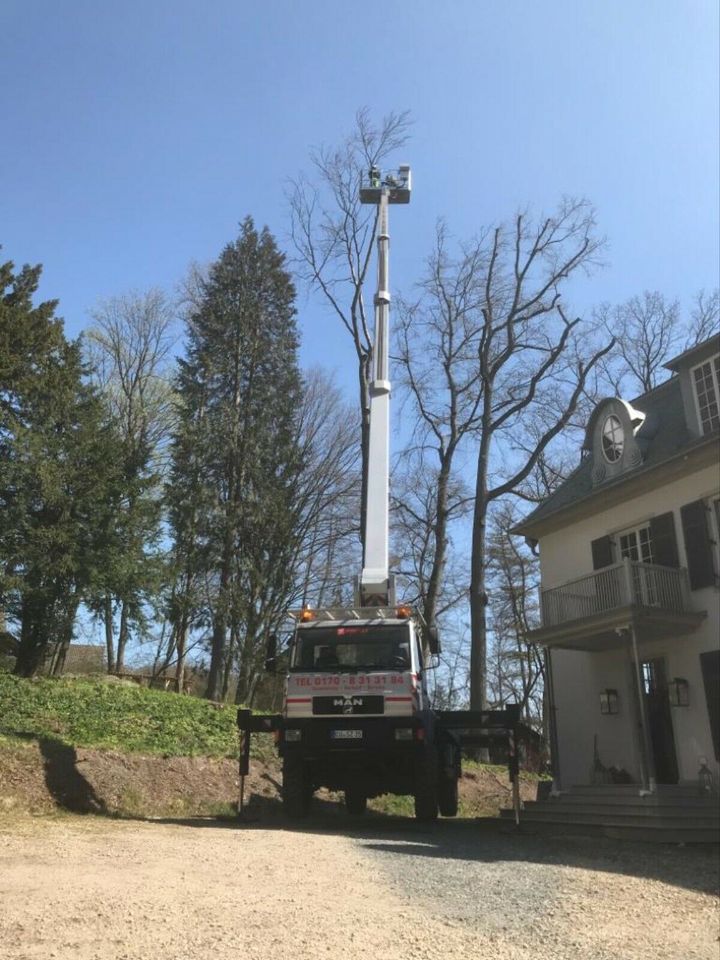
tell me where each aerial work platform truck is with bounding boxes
[237,166,521,820]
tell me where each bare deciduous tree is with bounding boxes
[291,369,361,610]
[86,289,176,673]
[393,222,485,629]
[486,502,543,722]
[233,368,360,705]
[595,288,719,397]
[289,108,412,556]
[466,199,615,710]
[687,288,720,346]
[595,291,680,395]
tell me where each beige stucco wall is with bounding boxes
[539,463,719,588]
[540,461,720,788]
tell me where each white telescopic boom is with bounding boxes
[357,166,411,607]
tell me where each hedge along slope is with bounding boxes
[0,674,251,758]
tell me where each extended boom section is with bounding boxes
[357,165,411,608]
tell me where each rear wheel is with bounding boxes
[414,746,439,821]
[344,787,367,815]
[438,774,459,817]
[282,757,312,819]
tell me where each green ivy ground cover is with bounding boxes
[0,674,261,758]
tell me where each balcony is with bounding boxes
[530,559,706,651]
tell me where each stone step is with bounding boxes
[500,808,720,831]
[505,818,719,844]
[568,784,706,798]
[526,795,719,811]
[519,803,719,821]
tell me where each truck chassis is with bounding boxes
[237,704,523,822]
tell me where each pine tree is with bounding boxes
[168,218,303,700]
[0,257,118,676]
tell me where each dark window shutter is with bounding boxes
[591,536,613,570]
[700,651,720,762]
[649,512,680,568]
[680,500,715,590]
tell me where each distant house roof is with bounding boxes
[514,334,720,539]
[60,644,105,673]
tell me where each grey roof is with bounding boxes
[663,333,720,372]
[515,375,699,534]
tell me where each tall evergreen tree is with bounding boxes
[0,257,117,676]
[168,218,303,701]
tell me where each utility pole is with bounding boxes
[356,164,412,608]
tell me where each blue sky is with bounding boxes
[1,0,718,382]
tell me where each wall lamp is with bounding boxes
[600,689,619,715]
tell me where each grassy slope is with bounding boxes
[0,674,261,758]
[0,674,540,820]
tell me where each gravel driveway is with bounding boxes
[1,813,717,960]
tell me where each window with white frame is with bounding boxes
[618,525,655,564]
[618,524,657,604]
[691,354,720,435]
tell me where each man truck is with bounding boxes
[237,166,521,821]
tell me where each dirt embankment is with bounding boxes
[0,737,537,819]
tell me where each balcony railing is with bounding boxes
[540,559,692,629]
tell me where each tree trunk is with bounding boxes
[103,595,115,673]
[13,594,47,677]
[175,618,187,694]
[221,622,239,701]
[234,621,259,706]
[52,590,80,677]
[115,601,129,675]
[206,553,231,700]
[423,450,453,628]
[206,615,226,701]
[51,593,80,676]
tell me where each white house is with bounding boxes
[514,334,719,834]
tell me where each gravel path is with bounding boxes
[0,814,717,960]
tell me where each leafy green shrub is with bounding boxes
[0,674,271,759]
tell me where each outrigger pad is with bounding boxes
[236,710,282,733]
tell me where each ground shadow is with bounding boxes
[2,733,716,898]
[2,730,107,815]
[140,793,719,899]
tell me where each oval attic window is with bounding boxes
[601,414,624,463]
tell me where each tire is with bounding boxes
[344,787,367,816]
[414,746,439,821]
[438,774,459,817]
[282,757,312,819]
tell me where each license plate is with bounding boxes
[330,729,363,739]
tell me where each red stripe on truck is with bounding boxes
[286,697,312,703]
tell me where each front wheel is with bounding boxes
[438,774,459,817]
[282,757,312,819]
[414,746,439,821]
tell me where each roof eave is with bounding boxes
[513,432,719,540]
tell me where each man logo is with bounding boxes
[333,696,363,714]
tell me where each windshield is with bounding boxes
[291,624,412,673]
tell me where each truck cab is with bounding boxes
[277,607,459,819]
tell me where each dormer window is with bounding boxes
[691,354,720,435]
[601,415,624,463]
